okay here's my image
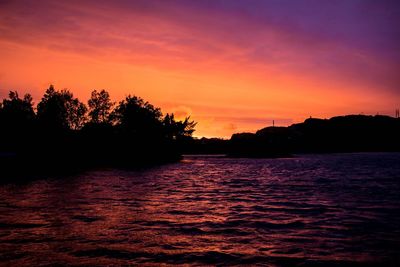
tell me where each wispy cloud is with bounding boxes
[0,0,399,137]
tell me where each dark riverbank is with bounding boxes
[183,115,400,157]
[2,88,399,179]
[0,88,195,180]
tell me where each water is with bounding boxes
[0,153,400,266]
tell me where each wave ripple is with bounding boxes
[1,153,400,266]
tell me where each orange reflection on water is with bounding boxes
[1,154,400,265]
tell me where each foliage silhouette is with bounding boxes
[1,91,35,126]
[0,85,197,179]
[2,84,399,179]
[0,91,35,153]
[163,113,196,141]
[88,89,114,125]
[37,85,87,130]
[113,95,163,138]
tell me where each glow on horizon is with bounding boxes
[0,0,399,138]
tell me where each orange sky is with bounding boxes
[0,0,399,138]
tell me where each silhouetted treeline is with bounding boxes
[0,86,196,177]
[184,115,400,157]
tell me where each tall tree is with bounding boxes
[113,95,163,136]
[37,85,87,130]
[66,98,87,130]
[88,89,114,124]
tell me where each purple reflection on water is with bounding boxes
[0,153,400,266]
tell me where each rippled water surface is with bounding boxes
[1,153,400,266]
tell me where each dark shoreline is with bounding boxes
[2,150,399,184]
[183,115,400,157]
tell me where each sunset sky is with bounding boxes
[0,0,399,138]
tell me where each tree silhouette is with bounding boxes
[67,97,87,130]
[0,85,199,175]
[37,85,87,130]
[0,91,36,152]
[88,89,114,124]
[0,91,35,126]
[163,113,196,140]
[113,95,163,137]
[179,116,196,137]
